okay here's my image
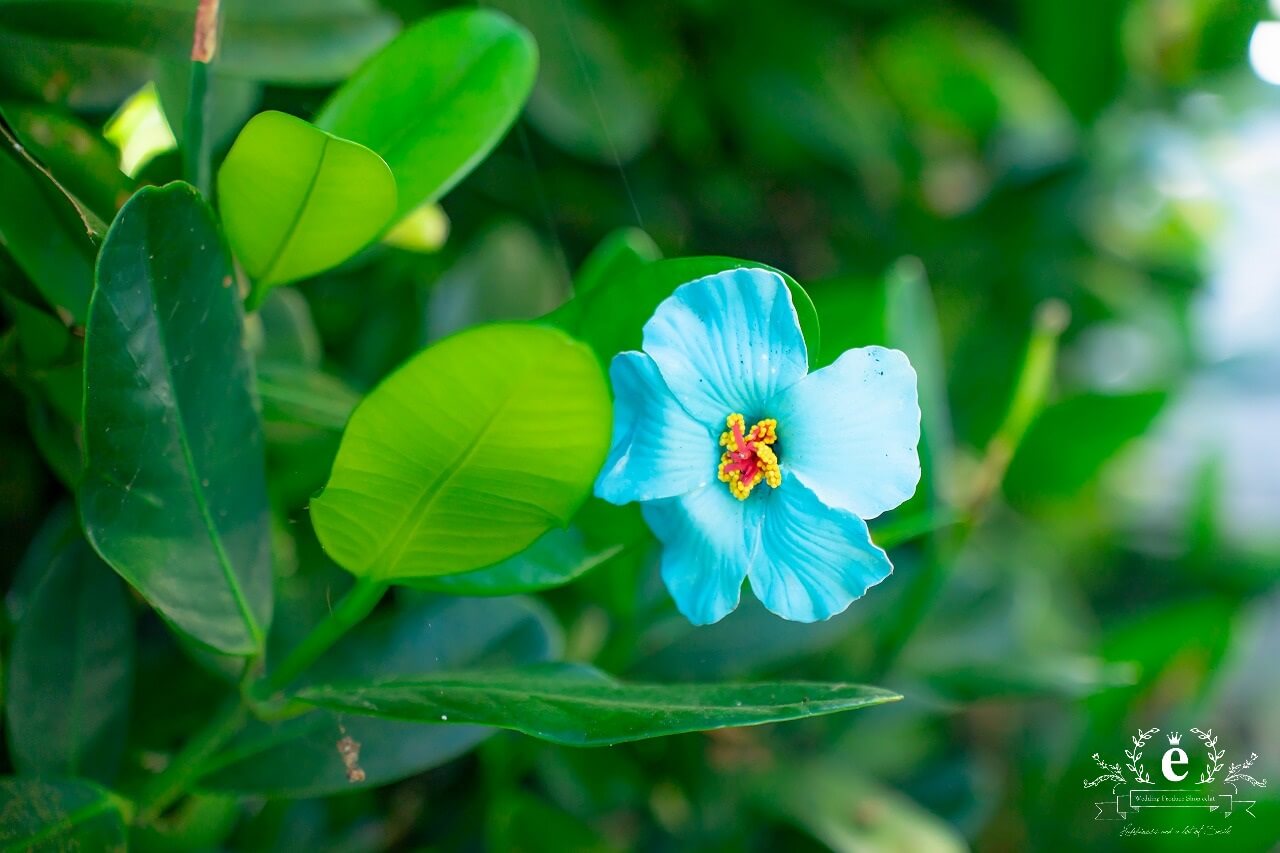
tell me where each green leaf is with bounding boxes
[405,527,622,596]
[1,103,133,222]
[0,777,126,852]
[753,760,967,853]
[0,0,399,85]
[1004,391,1166,506]
[5,508,134,782]
[80,182,272,656]
[197,596,558,798]
[885,259,953,510]
[492,0,675,163]
[217,110,396,299]
[310,323,611,581]
[573,226,661,297]
[257,362,360,434]
[298,664,900,746]
[0,133,96,323]
[551,256,821,364]
[425,222,567,342]
[251,287,322,367]
[315,8,538,218]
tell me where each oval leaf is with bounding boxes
[0,778,126,851]
[217,110,396,297]
[80,182,273,655]
[315,8,537,217]
[197,596,558,798]
[298,664,900,746]
[5,508,134,782]
[310,324,611,580]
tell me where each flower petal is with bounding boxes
[595,351,716,505]
[642,268,808,423]
[771,346,920,520]
[747,475,892,622]
[643,484,764,625]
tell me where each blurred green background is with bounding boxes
[2,0,1280,850]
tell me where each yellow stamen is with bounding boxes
[717,413,781,500]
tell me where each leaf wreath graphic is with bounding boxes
[1084,752,1127,788]
[1190,728,1269,787]
[1124,727,1159,785]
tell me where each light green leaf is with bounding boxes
[0,777,126,852]
[298,664,900,747]
[5,507,134,782]
[315,8,538,218]
[217,110,396,299]
[404,527,622,596]
[310,323,611,581]
[80,182,272,656]
[197,596,558,798]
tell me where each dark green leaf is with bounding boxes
[405,527,622,596]
[492,0,675,163]
[80,182,272,655]
[573,226,661,297]
[0,778,126,852]
[0,103,133,222]
[0,135,96,323]
[1004,391,1167,506]
[5,508,134,782]
[315,8,538,218]
[198,596,558,798]
[552,256,821,364]
[298,664,900,746]
[425,222,567,342]
[0,0,399,85]
[310,324,611,580]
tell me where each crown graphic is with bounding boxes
[1167,732,1182,745]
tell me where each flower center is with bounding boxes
[717,413,781,500]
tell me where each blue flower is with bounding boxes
[595,268,921,624]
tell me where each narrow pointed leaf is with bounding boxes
[197,597,558,798]
[297,664,900,746]
[315,8,537,217]
[310,324,611,580]
[80,182,272,655]
[218,110,396,298]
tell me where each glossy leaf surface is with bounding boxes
[80,182,272,655]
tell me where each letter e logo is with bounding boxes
[1162,747,1188,782]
